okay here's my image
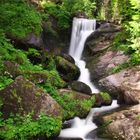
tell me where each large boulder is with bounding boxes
[99,66,140,104]
[55,56,80,82]
[70,81,92,95]
[86,50,129,82]
[0,76,62,119]
[97,105,140,140]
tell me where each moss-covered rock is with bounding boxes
[0,76,62,119]
[55,56,80,82]
[94,92,112,107]
[58,89,96,119]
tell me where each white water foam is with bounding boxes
[59,100,119,140]
[69,17,99,93]
[59,18,119,140]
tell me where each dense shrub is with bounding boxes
[0,0,42,38]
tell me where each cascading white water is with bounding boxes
[69,17,99,93]
[59,18,119,140]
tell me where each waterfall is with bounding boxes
[69,17,99,93]
[59,18,119,140]
[69,18,96,60]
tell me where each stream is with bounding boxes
[59,18,119,140]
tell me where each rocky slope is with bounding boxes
[84,22,140,140]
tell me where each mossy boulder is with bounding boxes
[70,81,92,95]
[58,89,96,119]
[55,56,80,82]
[0,76,62,119]
[59,53,75,64]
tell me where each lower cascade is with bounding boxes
[59,18,119,140]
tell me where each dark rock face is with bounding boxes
[99,66,140,104]
[55,56,80,82]
[59,53,75,64]
[0,76,62,119]
[70,81,92,95]
[8,33,43,50]
[99,105,140,140]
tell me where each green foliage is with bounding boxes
[27,48,41,57]
[111,62,130,73]
[125,0,140,65]
[42,0,96,29]
[80,96,95,111]
[112,0,140,68]
[0,76,13,90]
[62,0,96,17]
[0,113,62,140]
[47,70,66,88]
[0,0,42,38]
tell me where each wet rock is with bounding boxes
[99,66,140,104]
[55,56,80,82]
[70,81,92,95]
[62,119,74,129]
[85,129,97,139]
[0,76,62,119]
[98,105,140,140]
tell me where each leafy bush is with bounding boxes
[0,113,62,140]
[113,0,140,67]
[0,0,42,38]
[62,0,96,17]
[42,0,96,29]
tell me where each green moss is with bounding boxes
[100,92,111,102]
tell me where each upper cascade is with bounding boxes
[69,17,96,60]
